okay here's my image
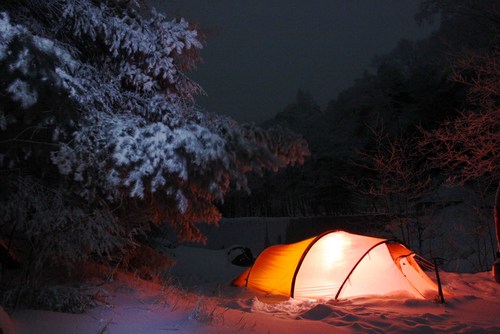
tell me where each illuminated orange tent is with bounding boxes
[232,231,440,300]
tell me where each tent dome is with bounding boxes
[232,231,439,300]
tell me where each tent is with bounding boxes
[232,230,440,300]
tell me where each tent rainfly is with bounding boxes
[232,230,441,300]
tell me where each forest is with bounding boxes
[222,0,499,272]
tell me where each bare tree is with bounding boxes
[420,47,499,264]
[346,122,433,249]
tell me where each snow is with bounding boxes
[5,79,37,109]
[9,48,31,75]
[0,13,23,60]
[3,218,499,334]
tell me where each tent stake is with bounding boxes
[433,258,445,304]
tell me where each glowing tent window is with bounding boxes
[321,233,351,270]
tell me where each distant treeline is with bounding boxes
[220,1,497,219]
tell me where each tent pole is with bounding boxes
[433,258,445,304]
[334,240,388,300]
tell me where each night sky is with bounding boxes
[152,0,436,123]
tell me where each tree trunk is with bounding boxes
[492,182,500,283]
[495,182,500,257]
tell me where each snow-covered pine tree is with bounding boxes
[0,0,308,284]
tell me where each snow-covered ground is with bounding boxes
[2,218,500,334]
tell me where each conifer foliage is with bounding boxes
[0,0,308,280]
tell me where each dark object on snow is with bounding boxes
[228,246,254,267]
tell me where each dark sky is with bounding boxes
[152,0,436,123]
